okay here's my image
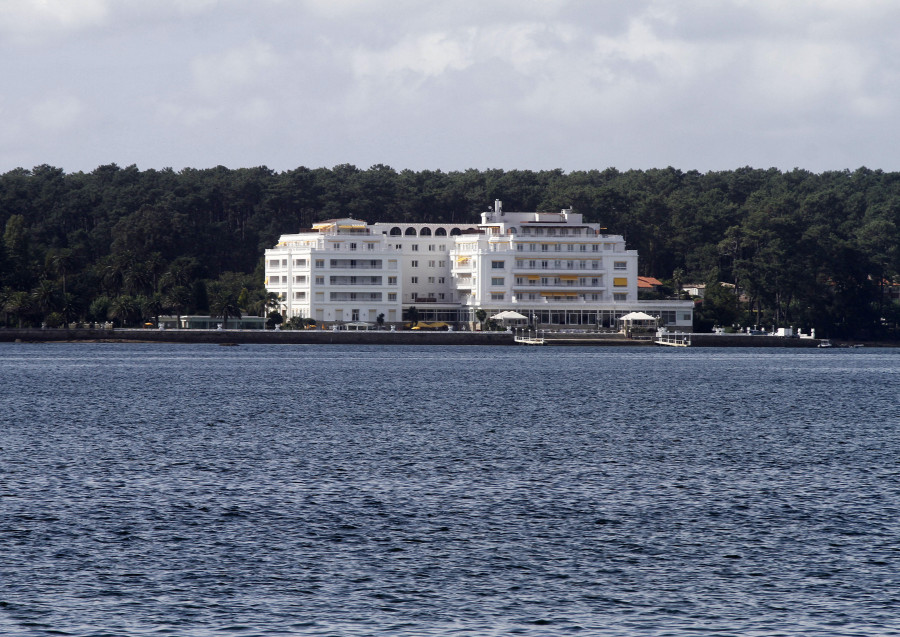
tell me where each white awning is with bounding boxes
[618,311,657,321]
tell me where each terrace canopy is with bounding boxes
[491,311,528,321]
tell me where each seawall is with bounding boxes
[0,328,516,346]
[685,333,822,347]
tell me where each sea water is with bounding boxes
[1,343,898,636]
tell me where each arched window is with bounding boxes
[389,227,402,236]
[404,227,417,236]
[434,227,447,236]
[420,227,432,236]
[450,228,462,236]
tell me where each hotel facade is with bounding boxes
[264,201,694,328]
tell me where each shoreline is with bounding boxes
[3,327,894,347]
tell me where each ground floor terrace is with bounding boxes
[412,302,693,329]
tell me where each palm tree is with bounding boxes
[404,305,420,327]
[164,285,192,328]
[109,295,139,327]
[474,308,487,331]
[4,290,32,327]
[31,280,59,322]
[50,249,75,297]
[139,293,164,327]
[60,293,81,326]
[208,283,241,329]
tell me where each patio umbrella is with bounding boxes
[491,310,528,320]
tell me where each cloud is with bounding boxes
[3,0,900,173]
[190,40,280,96]
[29,95,85,131]
[0,0,110,40]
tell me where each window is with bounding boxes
[567,244,574,251]
[491,261,505,269]
[315,276,325,285]
[614,261,627,270]
[388,276,397,285]
[580,245,587,252]
[293,259,306,267]
[268,259,280,268]
[351,309,360,321]
[315,259,324,268]
[491,293,505,300]
[411,277,418,284]
[388,293,397,301]
[438,277,445,284]
[412,244,419,251]
[294,275,306,284]
[428,244,435,251]
[411,260,419,267]
[293,291,306,300]
[542,244,549,252]
[428,260,435,267]
[439,245,446,251]
[491,277,504,286]
[428,277,435,284]
[367,243,375,251]
[592,245,599,252]
[439,261,446,267]
[350,243,357,250]
[438,293,445,300]
[614,293,627,301]
[281,259,287,267]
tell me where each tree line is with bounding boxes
[1,162,898,338]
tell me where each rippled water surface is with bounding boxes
[2,343,899,636]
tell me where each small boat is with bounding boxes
[818,339,832,348]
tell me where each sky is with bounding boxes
[2,0,900,175]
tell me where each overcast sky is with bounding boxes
[2,0,899,175]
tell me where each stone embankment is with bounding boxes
[688,333,822,347]
[0,327,516,345]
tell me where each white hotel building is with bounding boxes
[264,201,694,328]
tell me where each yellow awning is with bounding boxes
[613,277,628,287]
[526,275,540,280]
[559,275,578,280]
